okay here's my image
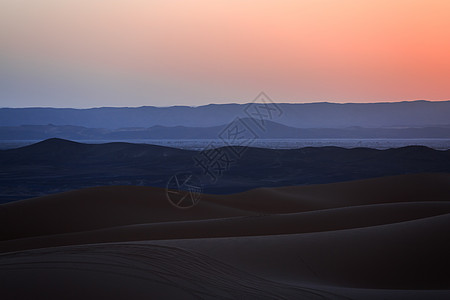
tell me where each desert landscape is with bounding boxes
[0,121,449,299]
[1,172,450,299]
[2,0,450,298]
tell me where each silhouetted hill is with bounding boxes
[1,100,449,129]
[1,139,449,202]
[3,137,193,163]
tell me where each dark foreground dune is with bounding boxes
[1,173,450,299]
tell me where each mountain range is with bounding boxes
[2,119,450,140]
[1,100,449,129]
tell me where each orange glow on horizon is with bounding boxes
[0,0,449,107]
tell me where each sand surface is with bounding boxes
[1,173,449,299]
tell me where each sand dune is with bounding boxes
[152,213,450,288]
[3,173,448,241]
[0,186,253,241]
[1,173,449,299]
[2,201,450,254]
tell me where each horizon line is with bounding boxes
[2,99,450,110]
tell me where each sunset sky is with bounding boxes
[1,0,449,107]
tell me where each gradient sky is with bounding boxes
[1,0,449,107]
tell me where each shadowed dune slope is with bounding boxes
[0,243,349,300]
[152,212,450,289]
[0,186,254,242]
[0,201,449,254]
[209,172,450,213]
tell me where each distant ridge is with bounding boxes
[1,119,450,140]
[1,100,450,129]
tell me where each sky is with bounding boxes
[1,0,449,108]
